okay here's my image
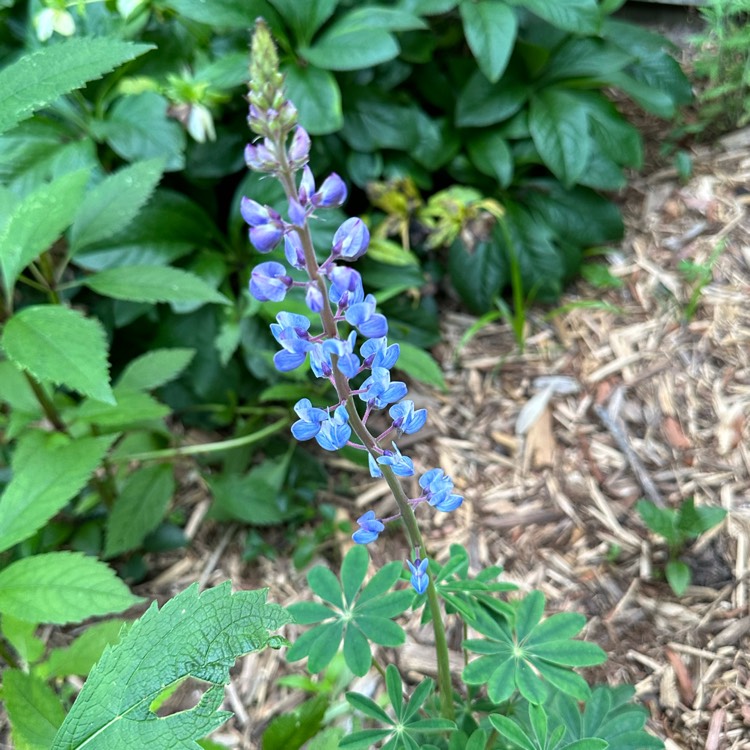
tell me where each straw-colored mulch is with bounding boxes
[141,127,750,750]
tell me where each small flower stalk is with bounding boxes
[243,20,458,718]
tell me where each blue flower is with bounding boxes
[323,331,361,379]
[328,265,364,309]
[361,337,399,370]
[352,510,384,544]
[332,217,369,261]
[315,404,351,451]
[419,468,464,512]
[291,398,327,441]
[244,141,276,171]
[305,284,324,313]
[345,294,388,339]
[407,557,429,595]
[240,197,284,253]
[389,400,427,435]
[377,443,414,477]
[270,312,314,371]
[359,367,408,409]
[249,261,292,302]
[284,233,306,269]
[312,173,347,208]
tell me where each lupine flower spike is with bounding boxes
[244,20,464,600]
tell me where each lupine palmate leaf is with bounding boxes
[70,158,165,253]
[287,547,412,676]
[0,432,116,553]
[1,304,115,404]
[0,38,154,135]
[0,552,141,624]
[4,670,66,750]
[0,169,89,299]
[51,583,290,750]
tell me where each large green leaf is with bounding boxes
[104,465,175,558]
[448,226,506,314]
[83,265,229,305]
[162,0,277,27]
[97,93,185,171]
[0,38,154,135]
[4,670,65,750]
[268,0,338,44]
[71,388,170,429]
[283,64,343,135]
[70,159,165,253]
[0,169,89,299]
[529,88,590,187]
[456,68,528,127]
[51,583,290,749]
[1,305,115,404]
[507,0,599,34]
[0,552,141,624]
[0,432,115,553]
[460,0,517,83]
[300,8,400,71]
[116,348,196,391]
[467,131,514,187]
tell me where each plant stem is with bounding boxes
[275,151,455,720]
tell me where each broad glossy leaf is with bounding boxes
[456,69,528,127]
[467,131,513,187]
[508,0,599,33]
[70,159,165,253]
[162,0,277,28]
[0,552,141,624]
[269,0,339,43]
[529,88,590,187]
[460,0,517,83]
[0,38,153,135]
[0,169,89,299]
[448,227,506,314]
[51,583,290,749]
[99,93,185,171]
[84,265,229,305]
[283,64,342,135]
[4,670,65,750]
[104,465,175,558]
[0,432,115,553]
[540,37,633,84]
[1,304,114,403]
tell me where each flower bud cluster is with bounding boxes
[243,33,463,595]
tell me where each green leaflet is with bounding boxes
[51,583,291,750]
[1,305,115,404]
[0,38,154,135]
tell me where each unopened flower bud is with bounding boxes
[305,284,324,313]
[312,173,347,209]
[288,126,311,165]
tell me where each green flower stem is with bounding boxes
[111,417,289,463]
[276,151,455,721]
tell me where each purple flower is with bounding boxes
[291,398,327,440]
[244,141,276,171]
[240,197,272,226]
[332,218,369,261]
[407,557,429,595]
[241,197,285,253]
[359,367,407,409]
[377,442,414,477]
[322,331,360,379]
[420,469,463,512]
[249,261,292,302]
[270,312,314,371]
[305,284,324,313]
[298,166,316,205]
[310,343,333,379]
[284,233,306,269]
[328,265,364,309]
[352,510,384,544]
[312,173,347,208]
[288,198,307,226]
[316,404,351,451]
[346,294,388,339]
[389,400,427,435]
[288,126,310,165]
[361,337,400,370]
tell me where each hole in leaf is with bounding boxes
[150,676,212,717]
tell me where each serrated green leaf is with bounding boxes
[394,340,446,390]
[104,465,175,558]
[83,265,229,305]
[283,63,343,135]
[51,583,290,749]
[70,159,165,253]
[4,670,65,750]
[0,38,154,135]
[529,89,591,187]
[35,620,127,680]
[1,305,114,403]
[0,169,89,299]
[0,433,116,553]
[117,348,196,391]
[0,552,141,625]
[460,0,517,83]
